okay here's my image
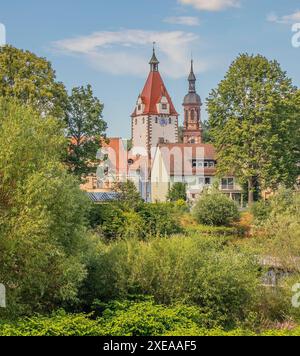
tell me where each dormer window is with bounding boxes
[136,97,144,114]
[157,96,170,114]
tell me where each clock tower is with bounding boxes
[183,60,203,144]
[131,47,179,156]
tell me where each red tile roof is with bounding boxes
[132,71,178,117]
[156,143,216,176]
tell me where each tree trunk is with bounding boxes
[248,178,254,206]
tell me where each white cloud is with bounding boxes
[53,29,208,79]
[164,16,200,26]
[178,0,240,11]
[267,10,300,24]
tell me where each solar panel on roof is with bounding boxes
[86,192,119,203]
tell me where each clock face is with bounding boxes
[159,118,168,127]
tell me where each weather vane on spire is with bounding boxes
[149,41,159,72]
[153,41,156,52]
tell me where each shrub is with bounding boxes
[137,203,182,237]
[193,191,240,226]
[89,204,126,239]
[122,211,145,239]
[167,183,187,202]
[99,300,213,336]
[0,99,89,318]
[0,311,104,336]
[113,181,143,211]
[3,307,300,336]
[81,235,260,328]
[251,200,272,224]
[89,202,182,239]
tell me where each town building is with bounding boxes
[83,48,244,205]
[183,60,203,144]
[131,47,179,156]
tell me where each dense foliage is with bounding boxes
[167,183,187,202]
[66,85,107,177]
[2,304,300,336]
[207,54,300,204]
[1,47,300,337]
[81,234,260,328]
[88,201,182,240]
[193,190,240,226]
[0,99,89,318]
[0,45,67,119]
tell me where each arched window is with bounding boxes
[185,110,188,122]
[191,110,195,121]
[169,117,172,124]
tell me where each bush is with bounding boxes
[250,190,300,271]
[193,191,240,226]
[2,306,300,336]
[167,183,187,202]
[137,203,182,237]
[88,202,182,240]
[99,300,213,336]
[0,311,103,336]
[81,235,260,327]
[0,99,89,318]
[251,200,272,224]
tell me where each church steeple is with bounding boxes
[188,60,196,93]
[183,60,203,144]
[149,43,159,72]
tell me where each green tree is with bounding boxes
[202,121,213,143]
[66,85,107,178]
[193,190,240,226]
[207,54,299,205]
[113,180,143,210]
[167,183,187,202]
[0,45,68,119]
[0,99,89,318]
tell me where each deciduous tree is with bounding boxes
[0,45,68,119]
[207,54,299,205]
[65,85,107,178]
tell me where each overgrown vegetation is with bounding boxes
[0,46,300,337]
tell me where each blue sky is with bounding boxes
[1,0,300,138]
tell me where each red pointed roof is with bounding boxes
[132,71,178,117]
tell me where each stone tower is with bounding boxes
[131,47,179,156]
[183,60,203,144]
